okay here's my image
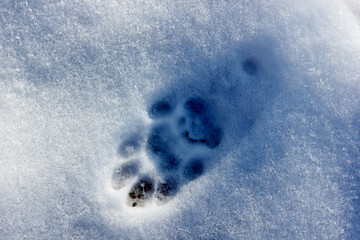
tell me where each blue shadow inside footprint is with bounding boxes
[111,160,140,190]
[184,97,208,116]
[117,136,141,158]
[156,176,179,201]
[242,58,258,76]
[183,158,205,181]
[146,124,181,171]
[147,125,173,155]
[148,100,174,119]
[182,97,223,148]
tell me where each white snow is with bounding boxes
[1,0,360,239]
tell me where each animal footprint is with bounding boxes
[181,97,222,148]
[127,175,155,207]
[111,95,223,207]
[111,160,140,190]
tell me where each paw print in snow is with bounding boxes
[181,97,222,148]
[111,95,223,207]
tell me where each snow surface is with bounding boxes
[1,0,360,239]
